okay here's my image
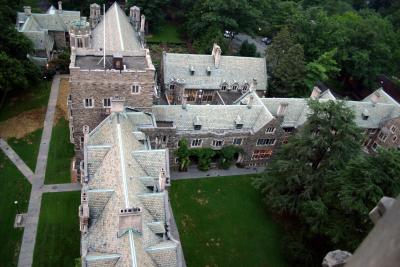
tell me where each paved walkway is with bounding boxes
[41,183,81,193]
[171,166,264,180]
[0,139,34,183]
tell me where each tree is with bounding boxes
[304,49,340,89]
[267,27,306,96]
[238,40,258,57]
[175,139,190,171]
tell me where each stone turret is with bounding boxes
[89,3,101,29]
[129,6,140,31]
[69,18,91,49]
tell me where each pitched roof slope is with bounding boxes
[91,2,142,53]
[163,53,267,90]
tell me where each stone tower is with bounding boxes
[89,3,101,29]
[129,6,140,31]
[69,18,91,49]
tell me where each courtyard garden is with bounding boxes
[0,152,31,267]
[32,191,81,267]
[170,175,287,267]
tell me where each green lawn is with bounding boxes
[45,118,74,184]
[0,81,51,122]
[0,151,31,267]
[147,23,183,44]
[32,191,81,267]
[170,175,287,267]
[7,128,43,171]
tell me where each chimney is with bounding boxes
[322,250,352,267]
[111,96,125,113]
[310,86,321,100]
[119,207,142,235]
[369,196,396,224]
[79,186,89,233]
[58,1,62,13]
[158,168,167,191]
[140,14,146,33]
[247,95,254,109]
[89,3,101,28]
[181,95,187,109]
[211,43,222,68]
[130,6,140,30]
[24,6,31,16]
[277,102,288,116]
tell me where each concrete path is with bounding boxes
[16,75,75,267]
[41,183,81,193]
[0,138,34,183]
[171,166,264,180]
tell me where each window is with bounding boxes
[283,127,294,133]
[131,84,140,94]
[212,139,224,147]
[169,84,175,90]
[77,38,83,48]
[84,98,94,108]
[186,89,197,102]
[265,127,276,133]
[393,135,398,142]
[175,157,179,164]
[191,139,202,147]
[378,132,388,142]
[282,137,289,144]
[372,142,378,151]
[162,135,168,143]
[242,84,249,92]
[390,125,397,133]
[257,138,276,146]
[80,136,84,149]
[202,90,213,102]
[233,138,243,145]
[194,124,202,130]
[232,84,238,91]
[369,128,377,134]
[103,98,111,108]
[236,123,243,129]
[221,84,227,91]
[251,149,273,160]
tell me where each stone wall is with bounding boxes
[70,68,155,152]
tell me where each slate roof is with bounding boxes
[162,53,267,90]
[151,101,273,133]
[91,2,142,52]
[82,111,181,267]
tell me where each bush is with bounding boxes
[175,139,190,171]
[190,148,216,171]
[238,40,258,57]
[219,145,244,169]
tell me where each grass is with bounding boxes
[0,81,51,122]
[170,175,287,267]
[7,128,43,171]
[32,191,81,267]
[147,22,183,44]
[45,118,74,184]
[0,151,31,267]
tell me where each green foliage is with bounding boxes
[238,40,259,57]
[175,139,190,171]
[304,49,340,89]
[267,27,306,96]
[193,25,228,54]
[190,147,216,171]
[48,50,71,74]
[254,100,364,265]
[219,145,243,169]
[146,23,183,44]
[126,0,170,31]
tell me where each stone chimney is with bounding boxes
[130,6,140,31]
[211,43,222,68]
[89,3,101,29]
[140,14,146,46]
[322,250,352,267]
[119,207,142,235]
[111,96,125,113]
[58,1,62,13]
[181,95,187,109]
[79,186,89,233]
[158,168,167,192]
[369,196,396,224]
[24,6,31,16]
[247,95,254,109]
[310,86,322,100]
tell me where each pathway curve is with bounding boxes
[0,139,34,183]
[17,75,68,267]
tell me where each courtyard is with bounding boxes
[170,175,287,267]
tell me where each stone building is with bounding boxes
[16,1,80,64]
[79,105,183,266]
[160,43,268,105]
[68,3,156,158]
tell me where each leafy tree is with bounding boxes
[175,139,190,171]
[193,25,227,54]
[304,49,340,89]
[267,27,306,96]
[190,148,216,171]
[219,145,243,169]
[238,40,258,57]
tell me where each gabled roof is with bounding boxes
[91,2,142,53]
[163,52,267,90]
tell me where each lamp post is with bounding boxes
[14,200,20,214]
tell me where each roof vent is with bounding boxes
[193,116,202,130]
[362,109,369,120]
[189,65,195,75]
[235,115,243,129]
[206,66,211,76]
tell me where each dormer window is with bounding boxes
[169,84,175,90]
[194,124,201,130]
[232,83,238,91]
[277,103,288,116]
[194,116,202,130]
[221,83,228,91]
[362,109,369,120]
[242,83,249,92]
[236,123,243,129]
